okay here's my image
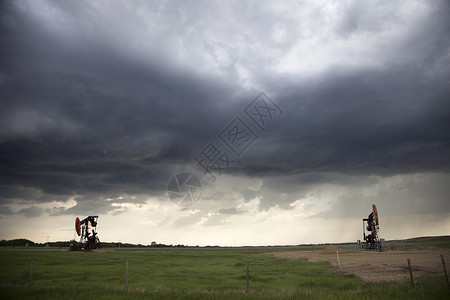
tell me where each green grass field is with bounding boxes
[390,236,450,249]
[0,246,449,299]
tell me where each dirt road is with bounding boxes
[270,246,450,282]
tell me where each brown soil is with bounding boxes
[320,245,349,255]
[270,247,450,282]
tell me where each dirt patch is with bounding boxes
[269,248,450,282]
[320,245,349,255]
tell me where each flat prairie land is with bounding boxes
[271,245,450,282]
[0,243,449,299]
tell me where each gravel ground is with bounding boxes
[269,246,450,282]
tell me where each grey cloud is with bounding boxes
[218,207,242,215]
[18,205,44,218]
[172,211,203,227]
[336,1,404,36]
[0,206,14,215]
[240,188,261,202]
[0,0,449,218]
[49,196,114,216]
[315,173,450,219]
[236,63,450,177]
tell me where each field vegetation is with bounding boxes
[0,241,449,299]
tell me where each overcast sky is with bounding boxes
[1,0,449,246]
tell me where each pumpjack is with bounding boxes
[70,216,100,251]
[361,204,383,251]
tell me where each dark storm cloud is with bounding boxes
[0,0,449,217]
[315,173,450,218]
[18,205,44,218]
[251,173,349,207]
[0,0,241,211]
[281,68,449,173]
[239,54,450,175]
[50,196,115,216]
[0,205,14,216]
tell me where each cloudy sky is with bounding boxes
[1,0,449,246]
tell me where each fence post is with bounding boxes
[246,263,249,292]
[407,258,414,288]
[28,260,33,287]
[442,254,449,287]
[336,250,341,268]
[125,261,129,291]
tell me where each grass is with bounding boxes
[395,236,450,249]
[0,247,449,299]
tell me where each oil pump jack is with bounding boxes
[361,204,383,251]
[70,216,100,251]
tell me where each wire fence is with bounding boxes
[407,254,449,288]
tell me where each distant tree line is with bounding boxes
[0,239,194,248]
[0,239,73,247]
